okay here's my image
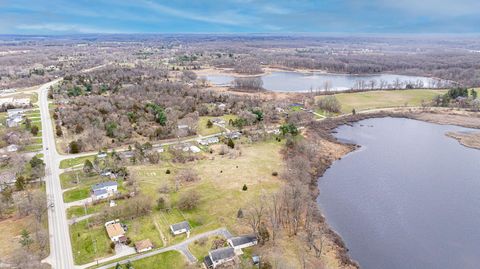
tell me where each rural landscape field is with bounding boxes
[1,1,480,269]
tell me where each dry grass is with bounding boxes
[0,216,33,262]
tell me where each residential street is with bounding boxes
[38,79,76,269]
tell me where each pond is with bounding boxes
[204,71,439,92]
[317,118,480,269]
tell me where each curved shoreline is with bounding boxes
[306,108,480,268]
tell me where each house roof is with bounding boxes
[92,181,117,191]
[229,235,257,247]
[134,239,153,251]
[93,189,108,196]
[170,221,190,232]
[204,255,214,267]
[105,223,125,238]
[209,247,235,262]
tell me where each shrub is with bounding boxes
[242,184,248,191]
[272,171,278,177]
[166,169,171,174]
[30,125,39,136]
[316,95,342,113]
[178,191,200,211]
[237,208,244,218]
[110,242,115,249]
[227,138,235,149]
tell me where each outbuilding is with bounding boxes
[169,221,191,236]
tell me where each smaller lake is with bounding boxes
[204,71,439,92]
[317,118,480,269]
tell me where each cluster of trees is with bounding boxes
[53,65,272,152]
[232,77,264,91]
[432,88,479,109]
[316,96,341,113]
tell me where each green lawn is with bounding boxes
[123,215,164,249]
[67,205,97,219]
[60,171,102,189]
[320,89,447,113]
[127,251,185,269]
[70,220,113,265]
[197,114,238,136]
[23,143,43,152]
[189,235,227,261]
[60,156,95,169]
[63,186,91,203]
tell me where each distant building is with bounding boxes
[7,108,24,117]
[105,220,126,243]
[92,181,118,200]
[198,136,219,146]
[189,145,201,153]
[6,144,18,152]
[225,131,241,140]
[169,221,191,236]
[204,247,236,269]
[228,235,258,253]
[97,152,107,158]
[134,239,154,253]
[217,103,226,110]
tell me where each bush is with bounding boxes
[110,242,115,249]
[272,171,278,177]
[30,125,39,136]
[237,208,244,218]
[227,138,235,149]
[242,184,248,191]
[316,95,341,113]
[69,140,82,153]
[166,169,171,174]
[178,191,200,211]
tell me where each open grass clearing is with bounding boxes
[63,185,91,203]
[60,155,95,169]
[189,235,227,261]
[70,220,113,265]
[197,114,238,136]
[318,89,447,113]
[108,250,186,269]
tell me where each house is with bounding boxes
[217,103,226,110]
[7,108,24,117]
[189,145,201,153]
[198,136,219,146]
[6,115,22,127]
[92,181,118,200]
[134,239,154,253]
[97,152,107,158]
[225,131,241,140]
[204,247,236,269]
[177,124,189,130]
[6,144,18,152]
[211,118,226,126]
[169,221,191,236]
[228,235,258,253]
[105,220,126,242]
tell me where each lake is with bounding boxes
[317,118,480,269]
[204,71,439,92]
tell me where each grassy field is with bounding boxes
[130,139,284,241]
[63,186,91,203]
[319,89,447,113]
[0,216,33,261]
[197,114,238,136]
[70,139,284,264]
[60,155,95,169]
[70,220,113,265]
[188,235,227,261]
[127,250,186,269]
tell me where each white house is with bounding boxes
[92,181,118,200]
[7,108,24,117]
[105,220,126,243]
[169,221,191,236]
[6,144,18,152]
[134,239,154,253]
[198,136,219,146]
[228,235,258,254]
[204,247,236,269]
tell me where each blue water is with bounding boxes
[317,118,480,269]
[204,71,436,92]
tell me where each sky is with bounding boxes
[1,0,480,34]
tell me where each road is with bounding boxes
[38,79,76,269]
[91,228,232,269]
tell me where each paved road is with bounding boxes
[38,79,76,269]
[90,228,232,269]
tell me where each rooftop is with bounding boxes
[105,223,125,238]
[134,239,153,251]
[92,181,117,191]
[209,247,235,262]
[170,221,191,232]
[229,235,257,247]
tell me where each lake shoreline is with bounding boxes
[306,108,480,268]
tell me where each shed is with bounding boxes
[169,221,191,236]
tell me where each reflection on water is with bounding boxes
[317,118,480,269]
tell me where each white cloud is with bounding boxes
[140,0,254,26]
